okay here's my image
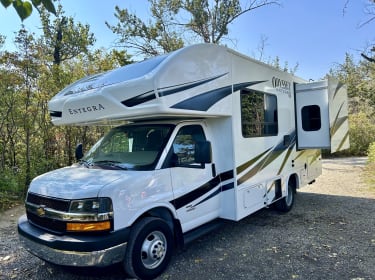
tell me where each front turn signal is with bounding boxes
[66,221,111,232]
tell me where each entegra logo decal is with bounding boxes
[68,104,105,115]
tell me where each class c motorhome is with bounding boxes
[18,44,349,280]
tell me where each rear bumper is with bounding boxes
[18,215,129,267]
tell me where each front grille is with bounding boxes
[26,211,66,234]
[27,192,70,212]
[26,193,71,234]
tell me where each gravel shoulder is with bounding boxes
[1,157,374,280]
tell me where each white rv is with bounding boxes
[18,44,349,280]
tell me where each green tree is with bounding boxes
[1,0,55,20]
[106,0,280,57]
[329,53,375,155]
[39,4,96,65]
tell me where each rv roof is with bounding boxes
[57,54,168,97]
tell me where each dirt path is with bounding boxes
[0,157,374,280]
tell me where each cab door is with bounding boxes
[167,124,220,233]
[295,77,349,153]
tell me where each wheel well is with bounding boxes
[137,207,184,250]
[288,173,298,192]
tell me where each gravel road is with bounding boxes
[1,157,374,280]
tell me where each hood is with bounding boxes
[28,166,125,200]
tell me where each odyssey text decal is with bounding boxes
[272,77,291,96]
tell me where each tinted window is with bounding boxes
[171,125,206,167]
[241,90,278,137]
[301,105,321,131]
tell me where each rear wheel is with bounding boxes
[275,180,295,212]
[124,217,174,280]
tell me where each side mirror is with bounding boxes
[195,141,212,164]
[75,143,84,161]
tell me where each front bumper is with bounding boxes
[18,215,129,267]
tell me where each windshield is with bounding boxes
[82,124,174,170]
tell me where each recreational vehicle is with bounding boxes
[18,44,349,280]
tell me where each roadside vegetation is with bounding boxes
[365,142,375,192]
[1,1,375,211]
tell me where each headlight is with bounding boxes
[67,197,113,233]
[69,197,112,213]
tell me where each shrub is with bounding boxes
[346,112,375,156]
[368,142,375,163]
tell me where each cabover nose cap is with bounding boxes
[50,54,168,101]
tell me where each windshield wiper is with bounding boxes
[79,159,93,168]
[93,160,128,170]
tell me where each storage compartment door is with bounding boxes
[295,78,349,153]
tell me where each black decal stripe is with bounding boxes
[222,182,235,192]
[190,173,236,207]
[170,170,234,210]
[158,73,228,97]
[219,170,234,181]
[172,85,232,111]
[172,81,265,111]
[121,90,156,107]
[171,176,221,210]
[193,187,221,207]
[50,111,62,118]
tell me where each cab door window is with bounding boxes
[171,125,206,168]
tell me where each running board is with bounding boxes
[183,219,226,246]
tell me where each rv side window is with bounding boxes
[301,105,321,131]
[241,90,278,137]
[170,125,207,168]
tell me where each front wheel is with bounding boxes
[275,181,295,212]
[124,217,174,280]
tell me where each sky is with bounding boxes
[0,0,373,80]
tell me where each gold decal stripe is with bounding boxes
[277,145,295,175]
[236,148,271,174]
[237,149,283,185]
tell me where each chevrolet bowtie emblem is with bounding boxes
[36,206,46,217]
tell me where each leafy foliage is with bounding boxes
[368,142,375,163]
[1,0,55,20]
[329,53,375,156]
[106,0,280,57]
[0,5,131,203]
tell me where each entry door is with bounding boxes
[295,78,349,153]
[168,124,219,233]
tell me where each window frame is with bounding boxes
[301,105,322,132]
[167,124,208,169]
[240,89,279,138]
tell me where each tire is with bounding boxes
[124,217,174,280]
[275,180,295,212]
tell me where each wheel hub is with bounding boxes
[141,231,167,269]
